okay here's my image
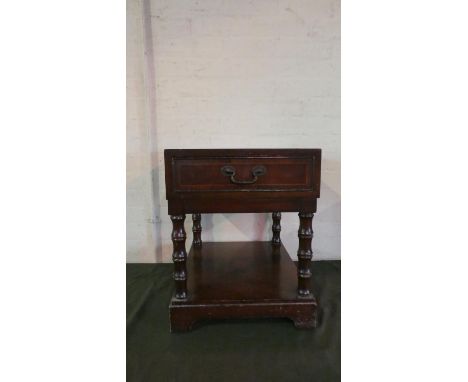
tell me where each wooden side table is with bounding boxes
[164,149,321,332]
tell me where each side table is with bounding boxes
[164,149,321,332]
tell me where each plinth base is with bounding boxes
[169,241,317,332]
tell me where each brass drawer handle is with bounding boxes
[220,165,267,185]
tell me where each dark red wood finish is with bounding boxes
[165,149,321,215]
[272,212,281,246]
[165,149,321,331]
[170,215,187,299]
[298,212,314,297]
[170,242,317,331]
[191,213,202,248]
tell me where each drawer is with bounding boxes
[164,149,321,198]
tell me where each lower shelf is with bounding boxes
[169,241,317,332]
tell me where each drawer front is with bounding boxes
[165,149,321,198]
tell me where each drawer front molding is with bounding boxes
[165,149,321,200]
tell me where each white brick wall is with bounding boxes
[126,0,159,262]
[127,0,340,262]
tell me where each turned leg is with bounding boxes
[171,214,187,299]
[192,213,202,248]
[297,212,314,297]
[272,212,281,246]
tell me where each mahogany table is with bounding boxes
[164,149,321,332]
